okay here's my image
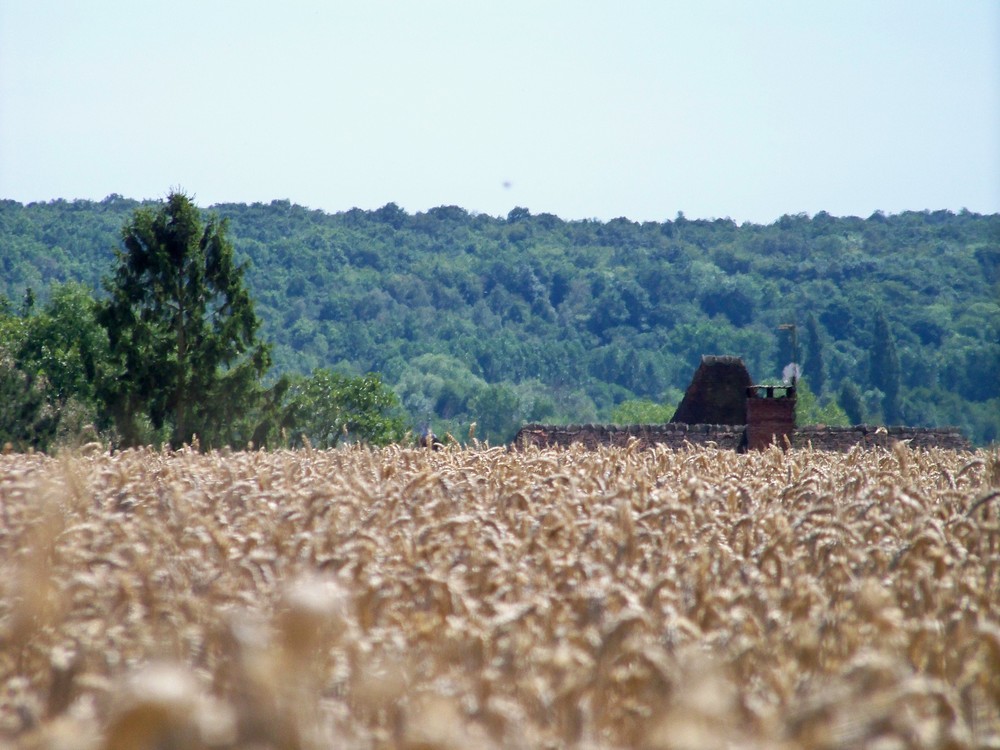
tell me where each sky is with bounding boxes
[1,1,998,224]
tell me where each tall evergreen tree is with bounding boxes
[774,321,798,381]
[869,310,902,424]
[838,380,865,425]
[803,313,826,396]
[99,192,271,448]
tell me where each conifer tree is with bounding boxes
[99,191,270,448]
[803,313,826,397]
[869,310,902,424]
[838,380,865,425]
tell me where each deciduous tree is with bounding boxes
[284,369,405,448]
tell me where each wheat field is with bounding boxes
[1,442,999,749]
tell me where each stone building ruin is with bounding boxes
[514,355,970,451]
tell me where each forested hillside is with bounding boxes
[2,196,998,444]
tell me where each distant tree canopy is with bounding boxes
[1,198,998,445]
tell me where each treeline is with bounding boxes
[1,194,405,452]
[1,195,998,446]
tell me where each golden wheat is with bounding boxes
[1,442,998,749]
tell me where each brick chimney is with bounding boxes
[745,385,796,450]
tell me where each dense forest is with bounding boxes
[1,195,998,445]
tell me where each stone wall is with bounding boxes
[514,423,972,452]
[515,423,746,451]
[792,425,971,451]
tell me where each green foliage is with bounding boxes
[870,310,902,424]
[838,381,865,425]
[0,285,110,451]
[3,199,999,444]
[394,353,486,427]
[468,383,520,444]
[18,283,109,409]
[98,192,271,449]
[610,395,681,425]
[803,313,826,397]
[0,361,56,451]
[0,313,56,450]
[284,370,405,448]
[795,378,850,427]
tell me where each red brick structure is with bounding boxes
[745,385,796,450]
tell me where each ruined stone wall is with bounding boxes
[514,423,972,452]
[792,425,971,451]
[515,423,746,451]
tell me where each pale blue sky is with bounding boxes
[1,1,997,223]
